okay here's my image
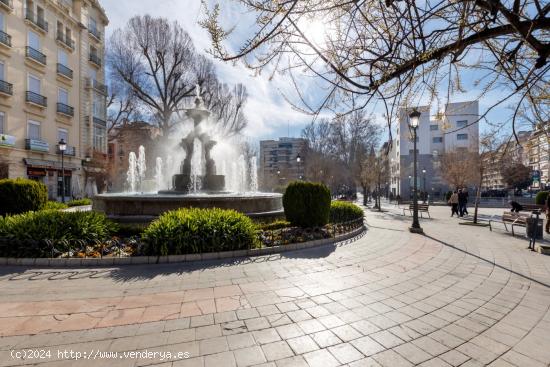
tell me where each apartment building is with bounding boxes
[526,126,550,190]
[0,0,108,200]
[389,101,480,199]
[259,137,306,190]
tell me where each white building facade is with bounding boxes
[390,101,480,199]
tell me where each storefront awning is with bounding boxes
[23,159,79,171]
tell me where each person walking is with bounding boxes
[509,201,523,213]
[546,195,550,234]
[462,187,469,215]
[449,191,459,217]
[457,189,466,217]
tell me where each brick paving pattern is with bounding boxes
[0,206,549,366]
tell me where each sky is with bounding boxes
[101,0,522,143]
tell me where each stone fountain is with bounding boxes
[92,86,283,223]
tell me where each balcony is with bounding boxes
[0,80,12,96]
[0,0,13,11]
[89,53,101,67]
[93,116,106,127]
[25,10,48,33]
[26,46,46,65]
[25,138,49,152]
[56,63,73,79]
[57,144,76,156]
[56,32,75,50]
[57,102,74,117]
[0,30,11,47]
[26,91,47,108]
[88,26,101,41]
[85,77,107,95]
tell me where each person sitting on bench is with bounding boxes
[509,201,523,213]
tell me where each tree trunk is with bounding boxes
[474,178,482,224]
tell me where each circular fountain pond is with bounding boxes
[93,192,283,223]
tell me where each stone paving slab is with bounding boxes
[0,205,549,366]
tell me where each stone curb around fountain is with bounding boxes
[0,225,366,268]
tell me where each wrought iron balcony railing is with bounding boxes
[57,144,76,156]
[25,10,48,33]
[56,63,73,79]
[85,77,107,95]
[57,102,74,117]
[0,30,11,47]
[88,26,101,40]
[26,46,46,65]
[89,53,101,67]
[56,32,74,49]
[0,0,13,11]
[26,91,47,107]
[0,80,13,96]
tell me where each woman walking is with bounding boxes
[449,191,459,217]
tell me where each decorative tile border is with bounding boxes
[0,225,366,267]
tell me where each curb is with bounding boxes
[0,226,366,268]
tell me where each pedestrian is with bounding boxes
[457,189,466,217]
[449,191,459,217]
[509,201,523,213]
[546,195,550,234]
[462,187,469,215]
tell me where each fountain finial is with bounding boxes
[194,84,204,109]
[195,84,201,98]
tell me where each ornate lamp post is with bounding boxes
[58,139,67,203]
[409,110,423,234]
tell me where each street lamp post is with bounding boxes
[58,139,67,203]
[409,110,423,234]
[422,169,427,203]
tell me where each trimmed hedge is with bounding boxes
[535,191,549,206]
[0,210,117,258]
[142,208,259,256]
[67,198,92,207]
[0,178,48,216]
[330,201,364,223]
[283,181,331,227]
[43,201,69,210]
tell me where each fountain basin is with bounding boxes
[93,192,284,223]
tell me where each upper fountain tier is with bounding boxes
[186,85,210,126]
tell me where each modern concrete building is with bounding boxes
[390,101,480,199]
[259,137,306,190]
[0,0,108,199]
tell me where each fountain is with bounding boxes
[92,85,283,223]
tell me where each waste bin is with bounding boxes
[526,217,544,240]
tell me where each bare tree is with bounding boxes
[440,149,478,190]
[202,82,249,136]
[203,0,549,138]
[109,16,212,136]
[107,81,140,135]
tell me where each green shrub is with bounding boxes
[283,181,331,227]
[0,210,117,257]
[67,198,92,207]
[142,208,259,256]
[330,201,364,223]
[0,178,48,216]
[536,191,549,206]
[260,220,291,231]
[43,201,69,210]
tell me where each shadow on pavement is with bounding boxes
[425,234,550,289]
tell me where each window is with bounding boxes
[93,123,106,151]
[58,49,68,66]
[0,61,4,81]
[93,94,105,118]
[457,120,468,128]
[28,74,41,94]
[58,88,68,105]
[27,121,40,140]
[89,17,97,31]
[408,149,419,155]
[430,125,439,131]
[88,68,97,80]
[457,133,468,140]
[433,137,443,143]
[0,112,4,134]
[58,128,68,144]
[0,12,4,32]
[28,30,40,50]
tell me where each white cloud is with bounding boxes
[102,0,313,140]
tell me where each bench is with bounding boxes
[489,211,529,236]
[402,203,431,218]
[520,204,544,213]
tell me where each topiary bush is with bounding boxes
[142,208,260,256]
[67,198,92,207]
[330,201,364,223]
[0,178,48,216]
[283,181,331,227]
[536,191,549,205]
[0,210,117,258]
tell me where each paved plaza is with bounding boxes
[1,205,549,367]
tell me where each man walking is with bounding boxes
[462,187,469,216]
[458,189,466,217]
